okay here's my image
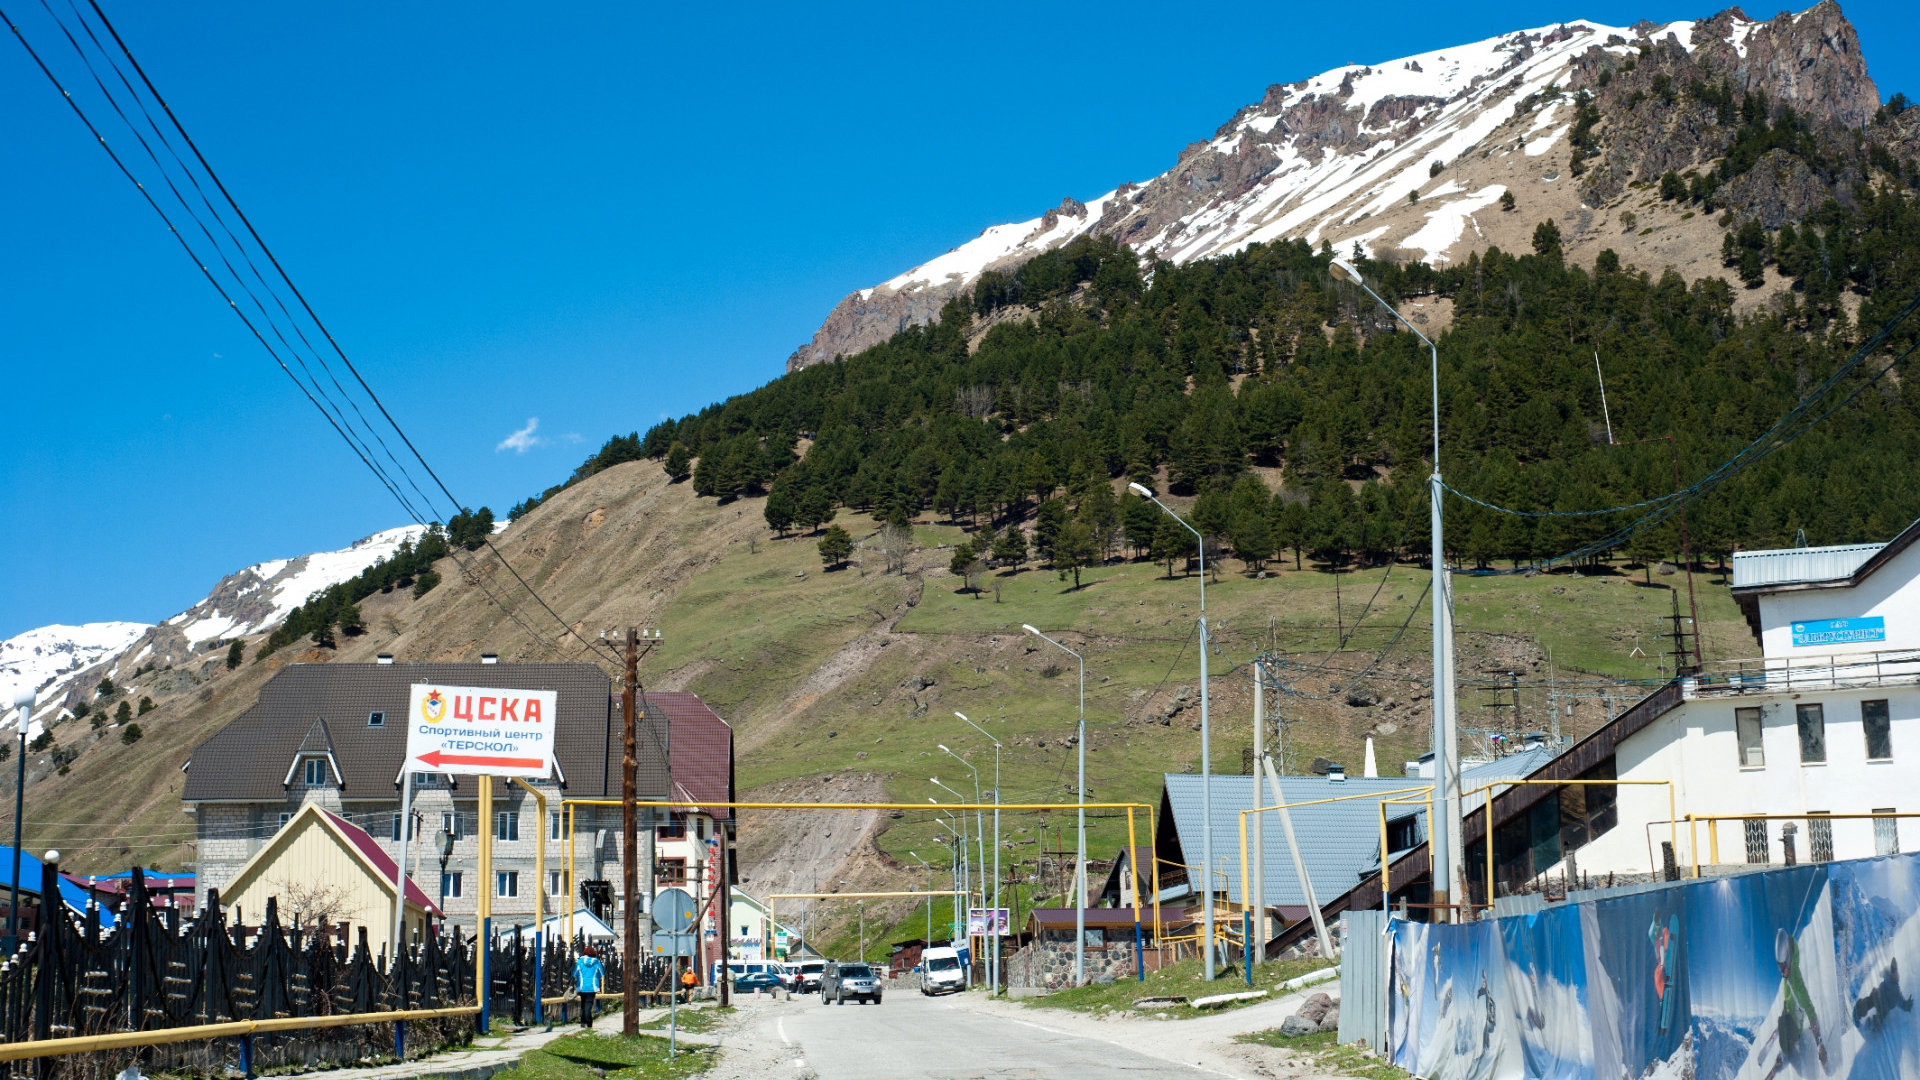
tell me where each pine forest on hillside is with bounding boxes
[541,188,1920,577]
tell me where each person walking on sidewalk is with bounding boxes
[573,946,605,1028]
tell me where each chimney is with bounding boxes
[1363,737,1378,778]
[376,654,394,665]
[1327,763,1347,783]
[480,653,499,665]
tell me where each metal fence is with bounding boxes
[0,865,672,1075]
[1335,910,1388,1051]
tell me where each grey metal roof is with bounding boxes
[1161,749,1554,909]
[1731,542,1884,589]
[184,662,665,803]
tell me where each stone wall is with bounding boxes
[1005,940,1135,990]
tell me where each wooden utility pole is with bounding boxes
[622,628,640,1036]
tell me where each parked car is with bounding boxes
[919,946,965,995]
[733,970,783,993]
[820,961,883,1005]
[790,959,826,994]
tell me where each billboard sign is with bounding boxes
[405,683,556,777]
[1790,616,1885,647]
[966,908,1010,936]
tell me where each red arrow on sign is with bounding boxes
[415,750,546,769]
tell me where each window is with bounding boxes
[550,871,565,896]
[495,811,519,842]
[413,773,444,788]
[497,871,518,898]
[1797,704,1827,764]
[551,812,563,841]
[442,811,462,839]
[657,818,687,840]
[277,812,292,831]
[367,710,386,728]
[1809,813,1834,862]
[1874,809,1900,857]
[442,872,463,898]
[303,758,328,786]
[390,814,416,842]
[655,857,687,886]
[1743,818,1769,864]
[1736,708,1765,767]
[1864,700,1893,761]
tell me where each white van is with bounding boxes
[920,946,965,995]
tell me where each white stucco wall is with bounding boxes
[1566,684,1920,877]
[1757,540,1920,658]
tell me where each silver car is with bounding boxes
[820,962,883,1005]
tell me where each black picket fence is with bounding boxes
[0,865,656,1075]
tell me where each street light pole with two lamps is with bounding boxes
[1020,624,1088,986]
[953,712,1002,993]
[1127,482,1220,978]
[1326,255,1460,917]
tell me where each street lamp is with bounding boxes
[1126,483,1219,978]
[1326,256,1459,917]
[908,851,934,950]
[954,712,1002,994]
[929,806,971,987]
[5,684,31,953]
[1021,625,1088,986]
[839,881,865,962]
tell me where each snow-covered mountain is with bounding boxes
[2,526,425,728]
[788,3,1877,370]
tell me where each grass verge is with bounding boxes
[1022,955,1333,1017]
[514,1030,711,1080]
[639,1005,732,1034]
[1235,1029,1410,1079]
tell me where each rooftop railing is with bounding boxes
[1685,649,1920,698]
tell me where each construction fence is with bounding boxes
[1383,848,1920,1080]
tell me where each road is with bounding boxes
[700,983,1339,1080]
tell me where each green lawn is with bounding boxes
[513,1031,710,1080]
[1026,955,1334,1017]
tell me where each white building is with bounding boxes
[1281,519,1920,942]
[1570,521,1919,875]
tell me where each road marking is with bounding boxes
[778,1018,790,1045]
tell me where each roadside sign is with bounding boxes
[966,908,1011,935]
[405,683,556,777]
[653,887,698,933]
[652,932,697,956]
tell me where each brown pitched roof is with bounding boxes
[643,691,735,821]
[184,662,667,803]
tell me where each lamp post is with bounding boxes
[930,807,970,987]
[954,712,1001,994]
[5,685,31,954]
[908,852,934,950]
[939,742,992,991]
[1127,483,1217,977]
[1020,625,1087,985]
[1327,256,1458,918]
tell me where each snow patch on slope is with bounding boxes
[1,623,150,700]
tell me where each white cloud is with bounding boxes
[496,418,543,453]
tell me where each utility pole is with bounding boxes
[621,629,640,1036]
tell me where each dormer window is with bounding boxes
[303,758,328,786]
[368,711,386,728]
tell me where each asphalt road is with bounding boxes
[709,989,1226,1079]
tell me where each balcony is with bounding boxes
[1685,649,1920,699]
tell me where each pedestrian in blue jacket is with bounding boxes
[573,945,605,1028]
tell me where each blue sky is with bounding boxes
[3,1,1915,638]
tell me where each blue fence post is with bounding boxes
[1243,911,1253,986]
[394,1019,405,1061]
[239,1034,254,1078]
[533,931,544,1027]
[1133,921,1145,982]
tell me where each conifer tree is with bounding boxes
[663,443,692,483]
[226,639,244,669]
[115,700,133,726]
[817,525,854,570]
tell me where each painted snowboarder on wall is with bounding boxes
[1764,928,1829,1080]
[1648,914,1680,1033]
